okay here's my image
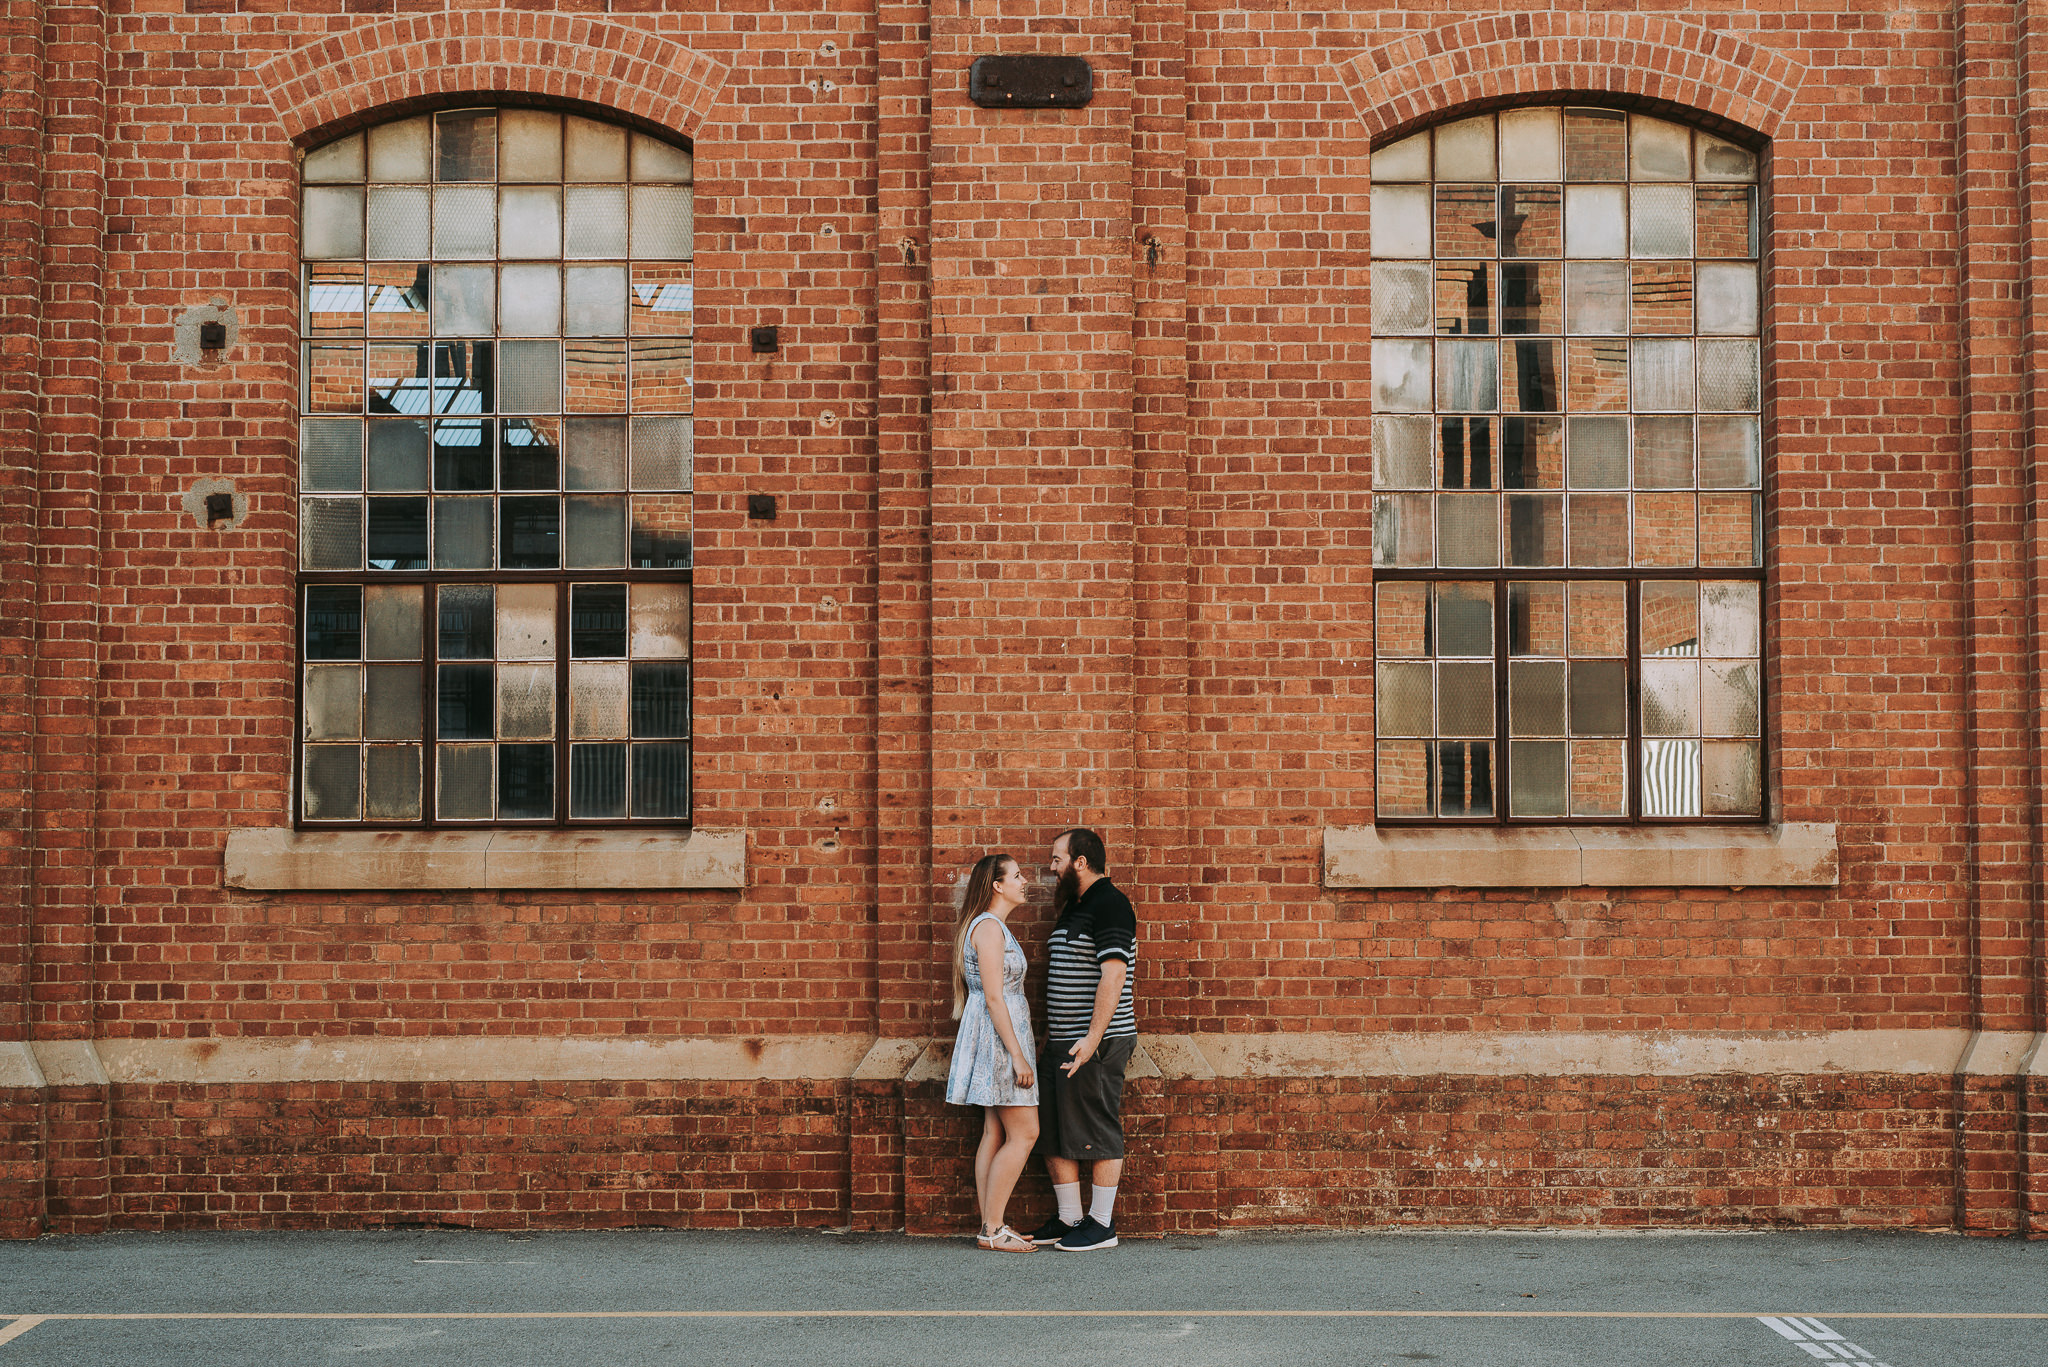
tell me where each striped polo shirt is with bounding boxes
[1044,877,1138,1042]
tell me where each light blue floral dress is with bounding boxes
[946,912,1039,1107]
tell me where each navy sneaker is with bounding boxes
[1055,1216,1118,1251]
[1026,1214,1078,1247]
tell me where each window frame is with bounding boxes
[292,106,695,831]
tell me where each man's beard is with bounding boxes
[1052,868,1080,916]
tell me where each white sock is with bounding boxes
[1054,1182,1083,1225]
[1088,1185,1117,1226]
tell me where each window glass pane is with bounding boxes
[1372,339,1431,411]
[569,662,630,739]
[499,340,562,413]
[632,134,693,183]
[630,583,692,658]
[497,664,556,741]
[631,497,694,569]
[305,586,363,659]
[500,110,563,182]
[1509,740,1568,816]
[1436,582,1493,655]
[568,417,629,491]
[1373,416,1431,489]
[632,263,693,335]
[364,665,423,741]
[631,186,693,259]
[565,116,629,180]
[631,662,691,738]
[433,185,496,259]
[432,497,493,569]
[1699,493,1762,567]
[1695,187,1759,259]
[1566,493,1628,567]
[565,265,628,336]
[436,743,494,820]
[1436,340,1497,412]
[497,582,556,661]
[1631,338,1694,412]
[1436,741,1493,816]
[1376,740,1432,817]
[1631,262,1692,334]
[365,263,431,337]
[1632,491,1697,568]
[1630,184,1693,258]
[1436,493,1499,567]
[1566,339,1627,412]
[303,665,363,741]
[1702,660,1760,737]
[437,663,495,740]
[1565,415,1627,488]
[501,497,561,569]
[365,744,422,820]
[1439,417,1493,490]
[366,497,428,570]
[1697,263,1759,334]
[1703,741,1762,815]
[1375,663,1432,737]
[631,340,693,413]
[304,133,364,183]
[1501,416,1562,488]
[367,419,430,490]
[1568,582,1625,656]
[572,583,628,657]
[302,187,363,260]
[1508,661,1565,735]
[364,584,424,660]
[1569,660,1626,736]
[1629,117,1691,182]
[567,496,629,569]
[1695,134,1758,183]
[1563,185,1625,257]
[1698,339,1760,410]
[1435,262,1494,336]
[1500,263,1560,336]
[1564,262,1627,334]
[435,110,496,182]
[1435,186,1497,259]
[437,584,494,658]
[300,497,363,570]
[1499,185,1563,264]
[1375,583,1429,657]
[1369,132,1429,182]
[303,746,362,820]
[301,418,362,491]
[1563,108,1626,181]
[1504,493,1563,567]
[1571,739,1627,816]
[565,186,628,258]
[1498,110,1560,181]
[1641,739,1702,816]
[1699,416,1760,488]
[368,116,430,181]
[501,740,556,818]
[631,742,690,818]
[571,743,628,819]
[306,264,366,334]
[1640,581,1699,655]
[1632,416,1693,489]
[500,418,562,490]
[565,340,629,412]
[500,263,562,336]
[1433,116,1495,181]
[1370,185,1431,258]
[1701,580,1761,656]
[366,186,429,259]
[304,343,363,412]
[432,265,495,335]
[1507,581,1564,656]
[1373,262,1432,335]
[1371,494,1431,568]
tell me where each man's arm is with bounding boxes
[1062,957,1128,1075]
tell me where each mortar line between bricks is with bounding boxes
[0,1311,2041,1322]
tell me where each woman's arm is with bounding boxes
[971,920,1034,1089]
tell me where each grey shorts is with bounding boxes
[1036,1035,1136,1162]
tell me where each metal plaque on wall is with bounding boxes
[967,55,1094,109]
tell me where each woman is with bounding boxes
[946,853,1040,1251]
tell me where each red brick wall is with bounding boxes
[0,0,2043,1236]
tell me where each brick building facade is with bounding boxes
[1,0,2045,1238]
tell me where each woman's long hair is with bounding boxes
[951,853,1015,1021]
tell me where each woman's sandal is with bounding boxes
[975,1225,1035,1252]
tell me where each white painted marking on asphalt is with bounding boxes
[0,1318,43,1347]
[1761,1317,1807,1340]
[1795,1318,1845,1341]
[1757,1317,1895,1367]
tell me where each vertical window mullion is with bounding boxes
[1625,577,1641,822]
[556,579,570,822]
[423,578,440,828]
[1494,577,1510,823]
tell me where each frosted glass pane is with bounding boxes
[300,419,362,492]
[1373,415,1431,489]
[568,417,628,490]
[1371,494,1431,568]
[435,110,495,182]
[1702,580,1761,656]
[631,742,690,819]
[1375,662,1431,737]
[1570,660,1627,736]
[302,746,362,821]
[300,498,362,570]
[368,117,430,181]
[1509,660,1565,736]
[1696,134,1759,183]
[499,110,563,182]
[1697,263,1759,335]
[1703,660,1761,737]
[498,340,562,413]
[1629,118,1691,181]
[367,419,430,491]
[304,133,363,183]
[1369,133,1429,182]
[1373,262,1432,335]
[566,496,628,569]
[566,186,628,258]
[436,744,493,820]
[1699,339,1759,411]
[571,744,628,819]
[496,582,556,661]
[1699,417,1761,488]
[500,264,562,337]
[433,186,495,259]
[1437,494,1499,567]
[497,664,556,741]
[1438,661,1494,738]
[1433,116,1495,182]
[1565,262,1627,334]
[570,661,630,739]
[632,133,693,183]
[1564,186,1626,257]
[432,265,495,336]
[631,582,692,659]
[1371,185,1431,259]
[1437,582,1493,656]
[432,497,492,570]
[363,665,422,741]
[304,665,362,741]
[565,265,628,336]
[1632,339,1695,412]
[1566,416,1627,488]
[364,584,423,661]
[631,186,693,258]
[1499,109,1561,181]
[302,187,363,259]
[364,745,422,821]
[366,187,428,259]
[1633,416,1694,489]
[1629,185,1692,258]
[565,117,629,181]
[501,188,562,259]
[1703,741,1763,815]
[1510,740,1568,817]
[1641,660,1700,737]
[438,584,494,658]
[1373,340,1431,411]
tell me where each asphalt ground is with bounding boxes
[0,1226,2042,1365]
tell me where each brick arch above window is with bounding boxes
[255,11,730,147]
[1337,14,1808,146]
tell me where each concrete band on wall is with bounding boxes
[4,1030,2039,1088]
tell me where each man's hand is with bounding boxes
[1062,1035,1100,1077]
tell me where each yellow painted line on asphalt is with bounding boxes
[0,1311,2042,1321]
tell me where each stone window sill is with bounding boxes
[1323,822,1837,889]
[223,828,746,891]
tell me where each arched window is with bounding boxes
[296,109,694,826]
[1370,107,1763,821]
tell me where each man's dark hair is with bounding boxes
[1062,827,1108,876]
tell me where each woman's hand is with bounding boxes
[1011,1050,1035,1090]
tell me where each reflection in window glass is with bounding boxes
[1372,107,1763,821]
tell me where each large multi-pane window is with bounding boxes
[1370,107,1764,821]
[296,109,694,826]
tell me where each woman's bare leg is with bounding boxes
[974,1108,1003,1229]
[980,1104,1041,1233]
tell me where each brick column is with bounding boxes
[2018,0,2048,1240]
[30,0,108,1234]
[1949,0,2039,1235]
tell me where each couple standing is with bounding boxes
[946,828,1137,1253]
